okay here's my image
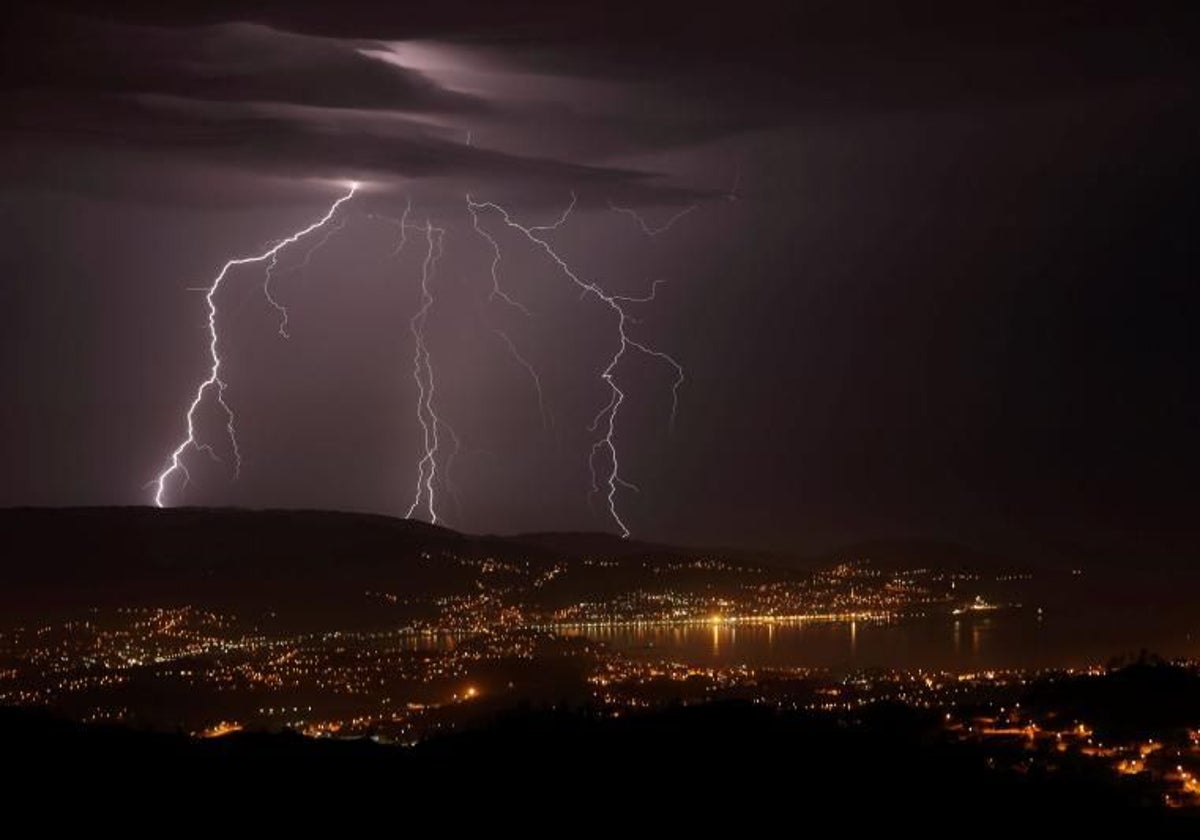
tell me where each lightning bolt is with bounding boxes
[367,195,413,257]
[467,196,533,317]
[152,182,358,507]
[262,216,348,338]
[465,192,686,537]
[440,419,464,522]
[487,323,550,430]
[607,281,684,431]
[405,219,446,523]
[153,176,695,537]
[608,201,697,237]
[369,204,458,525]
[465,195,550,429]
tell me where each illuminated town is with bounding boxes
[2,546,1197,810]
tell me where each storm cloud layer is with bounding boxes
[6,2,1191,203]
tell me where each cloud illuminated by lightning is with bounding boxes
[465,192,686,537]
[152,182,358,507]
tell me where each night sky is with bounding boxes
[2,2,1197,559]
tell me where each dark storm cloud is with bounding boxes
[433,0,1197,165]
[24,2,1196,114]
[5,16,488,114]
[0,11,715,206]
[463,3,1194,91]
[0,89,708,206]
[6,1,1192,205]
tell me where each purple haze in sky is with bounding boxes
[2,2,1197,560]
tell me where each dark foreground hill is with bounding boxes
[2,701,1194,830]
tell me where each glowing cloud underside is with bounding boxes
[152,183,358,508]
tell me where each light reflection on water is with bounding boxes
[560,607,1200,672]
[380,572,1200,673]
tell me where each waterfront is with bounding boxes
[568,577,1200,672]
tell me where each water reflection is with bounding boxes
[566,608,1200,673]
[367,586,1200,675]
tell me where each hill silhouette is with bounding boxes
[0,507,554,621]
[2,701,1193,829]
[0,506,768,624]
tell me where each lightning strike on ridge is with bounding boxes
[405,219,447,524]
[465,192,687,537]
[151,182,358,507]
[440,419,465,522]
[608,201,697,237]
[369,203,464,525]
